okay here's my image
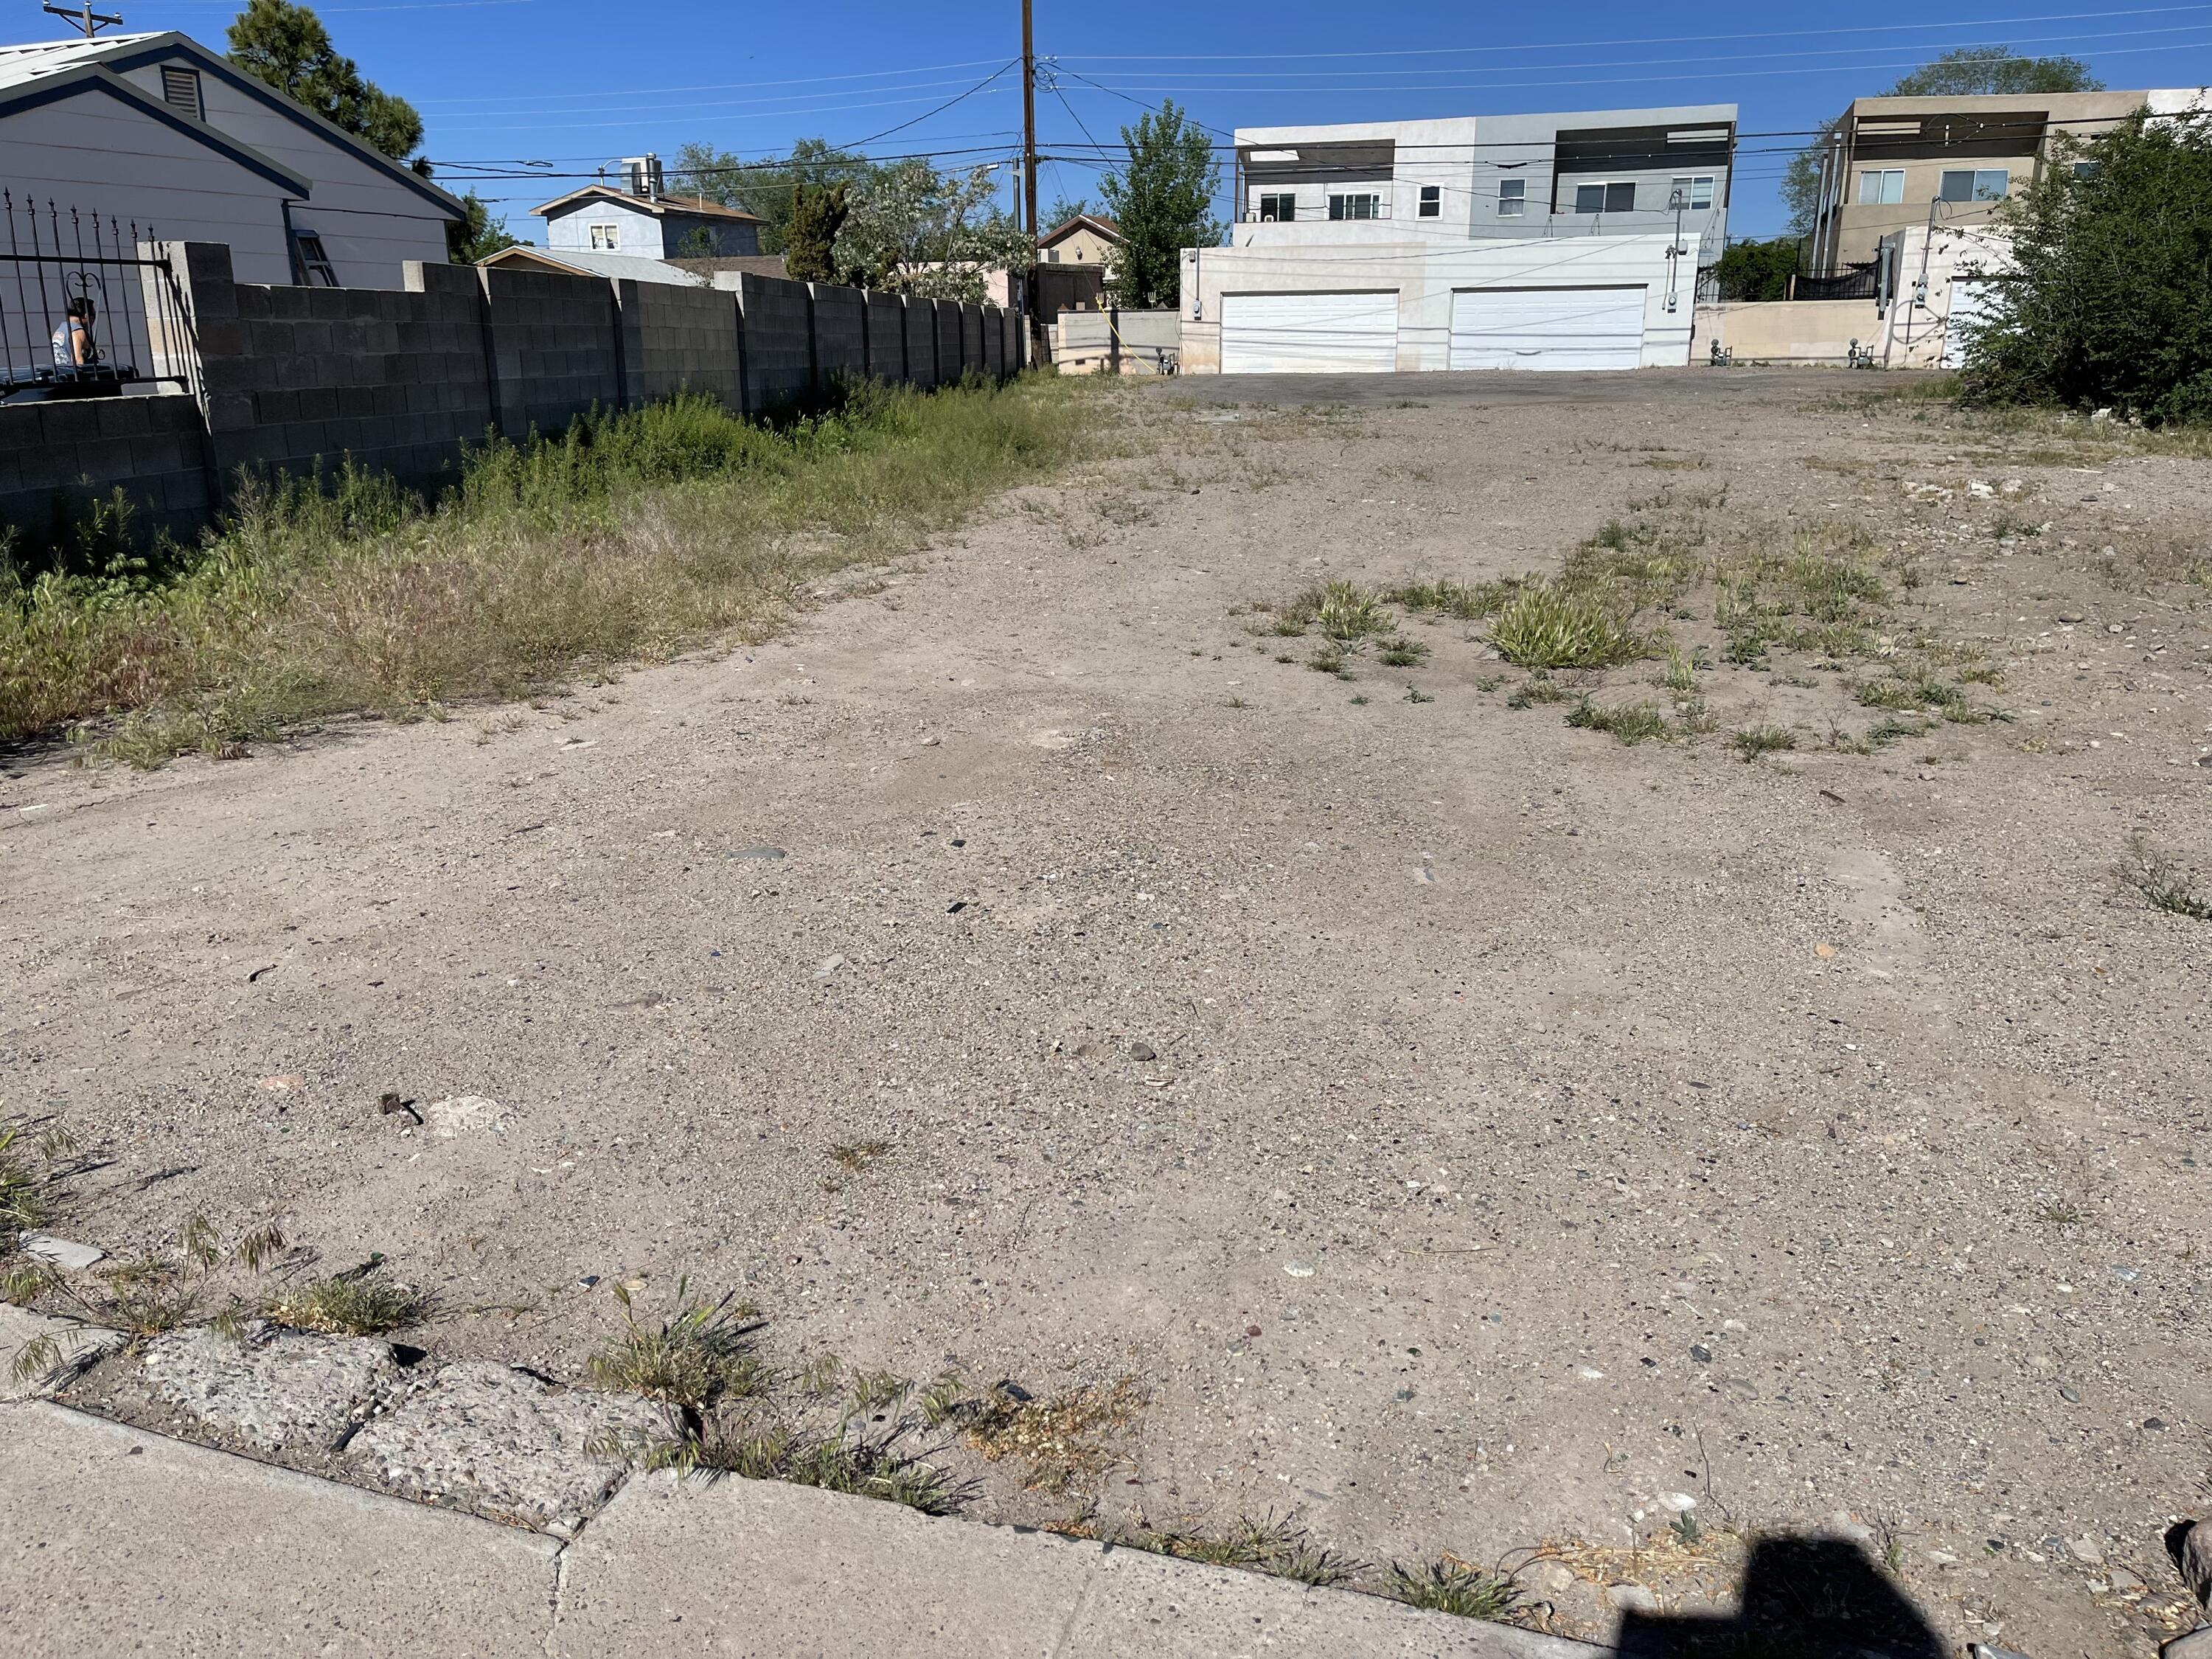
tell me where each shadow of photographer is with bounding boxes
[1616,1534,1945,1659]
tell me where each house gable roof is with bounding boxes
[531,184,763,224]
[478,244,709,287]
[1040,212,1121,248]
[0,32,464,219]
[0,57,311,195]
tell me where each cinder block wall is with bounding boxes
[617,280,744,409]
[479,264,620,441]
[863,292,907,381]
[0,394,209,549]
[171,243,495,491]
[810,284,866,386]
[960,304,984,379]
[4,243,1021,548]
[903,299,938,389]
[737,274,814,411]
[933,302,961,387]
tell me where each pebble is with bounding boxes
[2057,611,2084,624]
[1283,1259,1315,1279]
[2110,1265,2141,1283]
[1128,1041,1157,1062]
[1689,1343,1713,1363]
[815,955,846,978]
[2067,1536,2105,1565]
[731,846,786,860]
[2058,1382,2081,1402]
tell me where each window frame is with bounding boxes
[1939,168,2010,204]
[1256,191,1297,223]
[588,222,621,251]
[1858,168,1906,206]
[1670,174,1715,209]
[291,230,338,287]
[1573,181,1635,215]
[1497,177,1526,216]
[1416,184,1441,218]
[1328,192,1382,221]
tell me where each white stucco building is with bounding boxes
[0,30,463,288]
[1180,104,1738,373]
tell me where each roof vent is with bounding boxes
[619,154,664,200]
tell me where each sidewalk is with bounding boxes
[0,1401,1610,1659]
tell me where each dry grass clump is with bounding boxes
[585,1280,771,1408]
[964,1375,1146,1495]
[263,1266,428,1336]
[2,378,1096,763]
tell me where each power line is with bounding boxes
[415,58,1015,110]
[1060,3,2212,61]
[841,60,1019,150]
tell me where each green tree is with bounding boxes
[1709,235,1802,302]
[675,139,874,256]
[1097,100,1220,308]
[446,192,518,263]
[1782,47,2105,232]
[784,181,849,282]
[1042,195,1091,230]
[226,0,425,165]
[1961,113,2212,425]
[831,160,1030,301]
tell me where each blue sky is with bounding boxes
[132,0,2212,240]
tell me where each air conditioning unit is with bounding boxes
[619,154,664,199]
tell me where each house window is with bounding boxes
[1046,249,1060,262]
[1418,184,1441,218]
[1498,178,1526,216]
[1328,192,1380,220]
[292,231,338,286]
[1939,168,2010,203]
[588,223,620,250]
[1858,169,1905,205]
[160,66,203,119]
[1257,192,1295,222]
[2072,159,2101,181]
[1573,181,1635,214]
[1670,175,1715,209]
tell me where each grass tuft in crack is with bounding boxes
[587,1279,771,1408]
[1730,725,1799,762]
[1385,1557,1524,1621]
[1135,1514,1366,1588]
[263,1265,428,1336]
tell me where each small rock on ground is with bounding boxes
[351,1360,669,1536]
[140,1324,400,1453]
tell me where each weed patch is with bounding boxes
[262,1265,427,1337]
[1489,585,1637,670]
[2119,836,2211,921]
[4,380,1097,762]
[964,1376,1145,1495]
[1731,725,1799,761]
[586,1280,770,1408]
[1386,1558,1523,1621]
[1566,698,1672,745]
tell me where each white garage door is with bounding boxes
[1942,277,2000,369]
[1449,286,1646,372]
[1220,291,1399,374]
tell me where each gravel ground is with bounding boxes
[4,369,2208,1656]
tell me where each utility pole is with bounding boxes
[44,1,124,36]
[1021,0,1040,364]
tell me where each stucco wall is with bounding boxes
[1178,234,1691,372]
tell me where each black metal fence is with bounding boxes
[0,192,197,401]
[1790,260,1883,302]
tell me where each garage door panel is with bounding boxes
[1449,286,1646,372]
[1221,291,1398,374]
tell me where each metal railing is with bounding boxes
[1,192,198,400]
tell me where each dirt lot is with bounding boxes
[6,369,2209,1655]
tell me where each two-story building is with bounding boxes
[1180,104,1735,374]
[1805,87,2210,274]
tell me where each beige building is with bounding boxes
[1037,212,1121,271]
[1807,87,2208,272]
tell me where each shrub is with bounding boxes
[1489,584,1635,669]
[1960,113,2212,425]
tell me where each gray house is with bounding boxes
[533,183,762,261]
[1235,105,1738,264]
[0,29,463,288]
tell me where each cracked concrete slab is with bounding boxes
[0,1402,559,1659]
[138,1324,401,1453]
[0,1305,122,1402]
[551,1470,1608,1658]
[351,1360,669,1535]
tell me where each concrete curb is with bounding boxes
[1,1402,1611,1659]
